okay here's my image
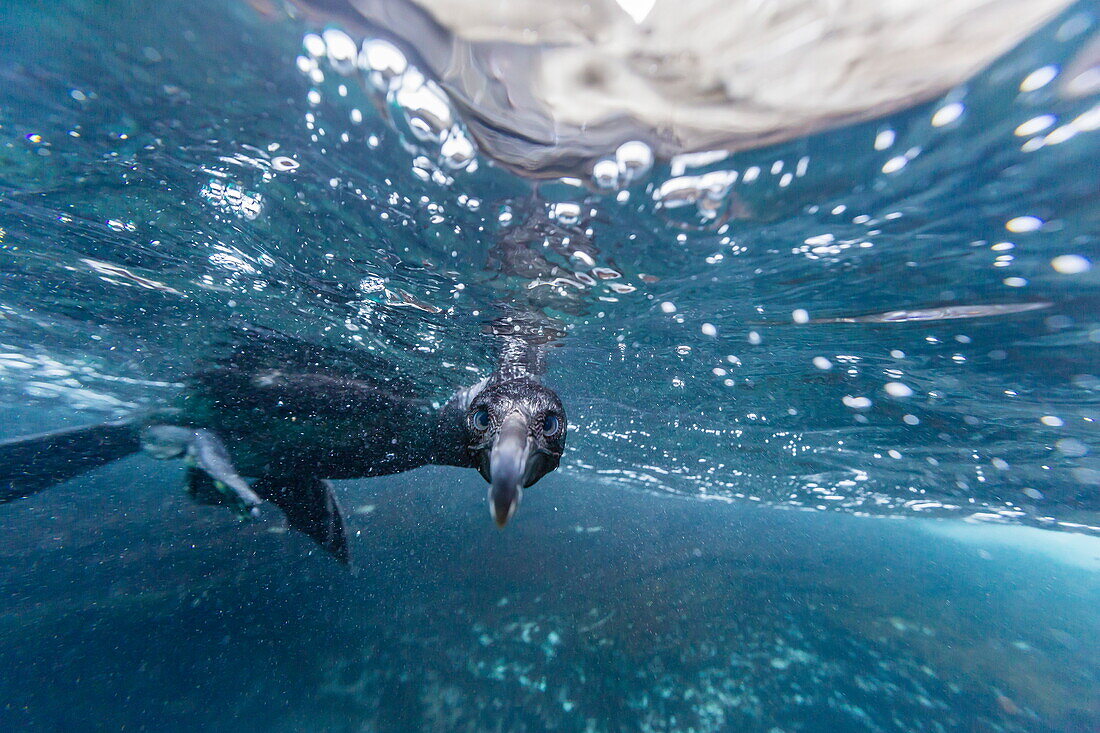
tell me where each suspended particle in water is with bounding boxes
[1056,438,1088,457]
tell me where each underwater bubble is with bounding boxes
[1040,415,1064,427]
[322,29,358,75]
[1073,105,1100,132]
[615,140,652,183]
[550,203,582,225]
[1020,65,1059,92]
[1056,438,1088,457]
[271,156,299,172]
[1051,254,1091,274]
[884,382,914,398]
[1073,466,1100,486]
[591,159,619,189]
[1020,136,1046,152]
[843,396,873,410]
[302,33,325,58]
[394,73,454,143]
[360,38,407,91]
[931,102,965,127]
[440,132,476,170]
[669,149,729,176]
[1015,115,1056,136]
[874,129,896,150]
[1044,123,1078,145]
[882,155,908,174]
[1005,215,1043,233]
[654,176,701,208]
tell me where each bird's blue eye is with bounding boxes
[543,414,561,436]
[473,409,490,430]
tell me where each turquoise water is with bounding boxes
[0,1,1098,730]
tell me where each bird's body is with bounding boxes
[0,325,567,563]
[174,366,471,479]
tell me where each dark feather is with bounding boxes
[251,473,350,564]
[0,421,140,502]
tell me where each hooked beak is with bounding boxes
[488,412,532,527]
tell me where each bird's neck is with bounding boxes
[496,335,544,382]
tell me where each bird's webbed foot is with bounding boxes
[141,425,262,518]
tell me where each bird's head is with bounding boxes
[465,377,567,527]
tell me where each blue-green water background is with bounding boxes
[0,0,1098,730]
